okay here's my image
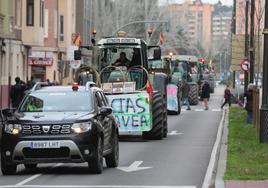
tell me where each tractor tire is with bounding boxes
[163,100,168,138]
[189,83,199,105]
[142,93,164,140]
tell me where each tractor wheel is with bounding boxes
[142,93,164,140]
[189,83,199,105]
[163,99,168,138]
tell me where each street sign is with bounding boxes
[240,59,250,72]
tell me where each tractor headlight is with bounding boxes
[5,124,22,135]
[71,122,92,133]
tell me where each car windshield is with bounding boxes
[18,92,93,113]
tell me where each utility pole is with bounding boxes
[249,0,255,83]
[232,0,236,88]
[244,0,249,95]
[260,0,268,143]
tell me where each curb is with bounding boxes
[215,108,229,188]
[202,108,227,188]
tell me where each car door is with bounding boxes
[95,91,113,151]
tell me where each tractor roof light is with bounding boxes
[117,31,127,37]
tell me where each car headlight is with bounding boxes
[71,122,92,133]
[5,124,22,135]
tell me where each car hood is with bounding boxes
[12,112,94,123]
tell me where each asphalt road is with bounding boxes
[0,86,224,188]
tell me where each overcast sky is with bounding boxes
[165,0,233,6]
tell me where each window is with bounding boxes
[40,0,45,27]
[59,15,64,41]
[44,9,48,37]
[15,0,22,26]
[54,10,57,38]
[0,14,4,34]
[26,0,34,26]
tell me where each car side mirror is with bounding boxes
[1,108,16,117]
[99,107,113,116]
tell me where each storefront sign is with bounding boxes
[28,58,53,66]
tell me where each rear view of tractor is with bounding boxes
[148,56,182,115]
[75,36,168,140]
[171,55,202,105]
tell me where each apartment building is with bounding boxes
[169,0,214,52]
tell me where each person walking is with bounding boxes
[201,80,210,110]
[181,80,191,110]
[245,84,254,124]
[10,77,27,108]
[221,84,232,109]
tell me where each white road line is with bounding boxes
[211,109,222,112]
[14,174,43,187]
[14,163,63,187]
[194,109,204,112]
[202,109,226,188]
[0,185,197,188]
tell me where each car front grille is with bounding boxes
[22,147,70,158]
[22,124,71,135]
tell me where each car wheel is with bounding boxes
[105,131,119,168]
[88,137,103,174]
[1,157,17,175]
[24,164,37,169]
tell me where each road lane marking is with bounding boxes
[14,163,63,186]
[0,185,197,188]
[211,109,222,112]
[117,161,152,172]
[15,173,43,187]
[194,109,204,111]
[202,109,226,188]
[167,131,184,136]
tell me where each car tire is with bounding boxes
[105,131,119,168]
[24,164,37,169]
[1,157,17,175]
[88,137,103,174]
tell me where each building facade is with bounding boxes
[169,0,214,52]
[0,0,28,109]
[212,2,232,53]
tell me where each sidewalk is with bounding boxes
[215,107,268,188]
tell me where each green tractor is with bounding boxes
[74,37,168,140]
[170,55,203,105]
[148,56,182,115]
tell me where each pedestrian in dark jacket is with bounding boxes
[245,84,254,124]
[182,80,191,110]
[221,84,232,109]
[201,80,210,110]
[10,77,27,108]
[27,76,35,90]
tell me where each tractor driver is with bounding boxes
[113,52,130,67]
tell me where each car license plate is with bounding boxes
[30,141,60,149]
